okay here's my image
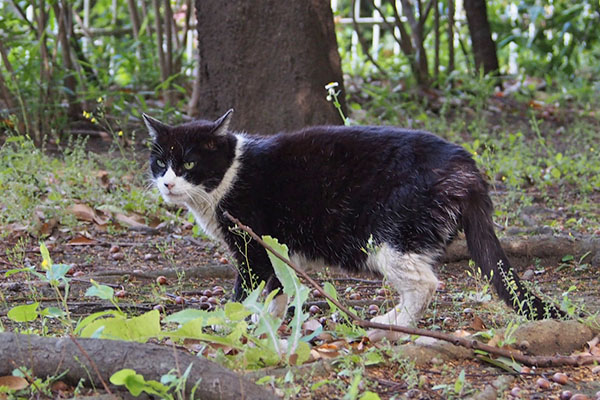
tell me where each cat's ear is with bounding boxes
[142,114,169,139]
[212,109,234,137]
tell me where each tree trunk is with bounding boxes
[0,333,277,400]
[194,0,346,134]
[463,0,499,75]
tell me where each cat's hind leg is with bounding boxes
[366,244,439,342]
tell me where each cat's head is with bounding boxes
[143,109,236,205]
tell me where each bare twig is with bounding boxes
[8,0,37,32]
[434,0,440,82]
[387,0,414,55]
[351,0,389,78]
[0,68,15,110]
[126,0,142,39]
[68,335,115,397]
[52,0,81,120]
[163,0,174,78]
[367,0,405,53]
[152,0,167,83]
[223,212,600,368]
[10,362,51,399]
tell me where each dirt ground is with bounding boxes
[1,217,598,399]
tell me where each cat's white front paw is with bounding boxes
[368,310,411,342]
[367,328,407,342]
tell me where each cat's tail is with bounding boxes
[461,185,565,320]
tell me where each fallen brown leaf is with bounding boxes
[0,376,29,390]
[471,315,486,331]
[114,213,149,229]
[302,319,322,335]
[96,170,110,189]
[67,235,97,246]
[69,204,97,222]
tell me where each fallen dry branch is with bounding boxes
[445,234,600,267]
[223,212,600,368]
[0,332,277,400]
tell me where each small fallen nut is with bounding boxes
[552,372,568,385]
[510,386,521,398]
[570,394,590,400]
[560,390,573,400]
[536,378,551,390]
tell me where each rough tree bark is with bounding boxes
[194,0,346,134]
[0,333,276,400]
[463,0,499,75]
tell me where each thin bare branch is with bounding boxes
[0,63,15,111]
[52,0,81,119]
[127,0,142,39]
[420,0,436,25]
[68,335,114,397]
[8,0,37,33]
[163,0,174,78]
[367,0,406,55]
[448,0,455,73]
[434,0,439,82]
[351,0,389,78]
[0,42,14,74]
[388,0,415,55]
[152,0,168,82]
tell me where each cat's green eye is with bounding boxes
[156,159,166,168]
[184,161,195,170]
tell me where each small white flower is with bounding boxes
[325,82,339,90]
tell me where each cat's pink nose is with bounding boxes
[164,182,175,191]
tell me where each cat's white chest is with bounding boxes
[185,135,245,242]
[188,205,224,242]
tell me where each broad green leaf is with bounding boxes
[39,242,52,270]
[224,302,252,321]
[74,310,123,335]
[110,369,167,397]
[244,345,280,368]
[85,282,114,301]
[364,348,385,366]
[262,236,293,294]
[243,282,283,355]
[110,369,137,385]
[5,266,36,278]
[46,264,72,284]
[41,306,67,318]
[8,303,39,322]
[476,355,522,373]
[169,319,244,349]
[360,392,381,400]
[262,235,310,358]
[164,308,215,325]
[323,281,340,314]
[292,341,311,365]
[79,310,160,342]
[561,254,574,262]
[454,369,466,394]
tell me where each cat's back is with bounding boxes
[243,124,473,173]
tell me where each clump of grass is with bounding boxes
[0,132,164,234]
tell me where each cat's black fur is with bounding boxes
[145,110,563,326]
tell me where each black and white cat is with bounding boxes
[144,110,563,340]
